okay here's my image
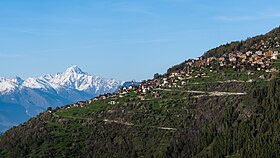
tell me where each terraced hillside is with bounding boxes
[0,74,279,157]
[0,27,280,158]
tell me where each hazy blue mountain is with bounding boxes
[0,66,128,132]
[0,102,30,132]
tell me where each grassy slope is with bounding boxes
[0,76,256,157]
[1,28,280,157]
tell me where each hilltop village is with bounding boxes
[50,49,280,111]
[3,27,280,158]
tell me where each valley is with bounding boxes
[0,66,127,132]
[0,27,280,157]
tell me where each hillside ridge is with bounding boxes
[0,27,279,158]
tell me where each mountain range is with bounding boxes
[0,65,126,132]
[0,27,280,157]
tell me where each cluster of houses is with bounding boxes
[148,50,280,89]
[52,80,161,111]
[193,50,279,72]
[51,49,280,112]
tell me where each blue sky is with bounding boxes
[0,0,280,81]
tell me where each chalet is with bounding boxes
[259,75,265,79]
[239,54,247,60]
[272,54,278,60]
[236,52,242,56]
[163,80,169,85]
[170,73,178,78]
[120,91,128,95]
[138,94,146,100]
[87,100,92,104]
[252,54,259,60]
[219,57,225,62]
[247,79,254,83]
[207,57,216,64]
[128,85,133,90]
[257,61,264,65]
[256,51,263,56]
[187,61,193,66]
[154,92,161,98]
[246,51,252,56]
[229,56,237,62]
[92,98,99,101]
[194,61,203,67]
[249,57,253,62]
[108,101,117,105]
[178,76,184,80]
[179,71,186,74]
[264,50,273,57]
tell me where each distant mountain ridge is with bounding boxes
[0,65,126,132]
[0,27,280,158]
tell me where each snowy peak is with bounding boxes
[22,78,51,89]
[11,76,24,84]
[0,65,126,95]
[0,65,128,132]
[39,74,53,82]
[0,77,5,82]
[50,65,123,92]
[65,65,85,74]
[0,76,24,94]
[0,81,16,93]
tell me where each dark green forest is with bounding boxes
[203,26,280,58]
[0,77,279,157]
[167,26,280,74]
[0,27,280,157]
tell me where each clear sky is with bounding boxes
[1,0,280,81]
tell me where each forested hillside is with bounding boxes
[168,26,280,74]
[0,27,280,158]
[203,26,280,58]
[0,77,279,157]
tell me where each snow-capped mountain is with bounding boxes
[0,65,126,132]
